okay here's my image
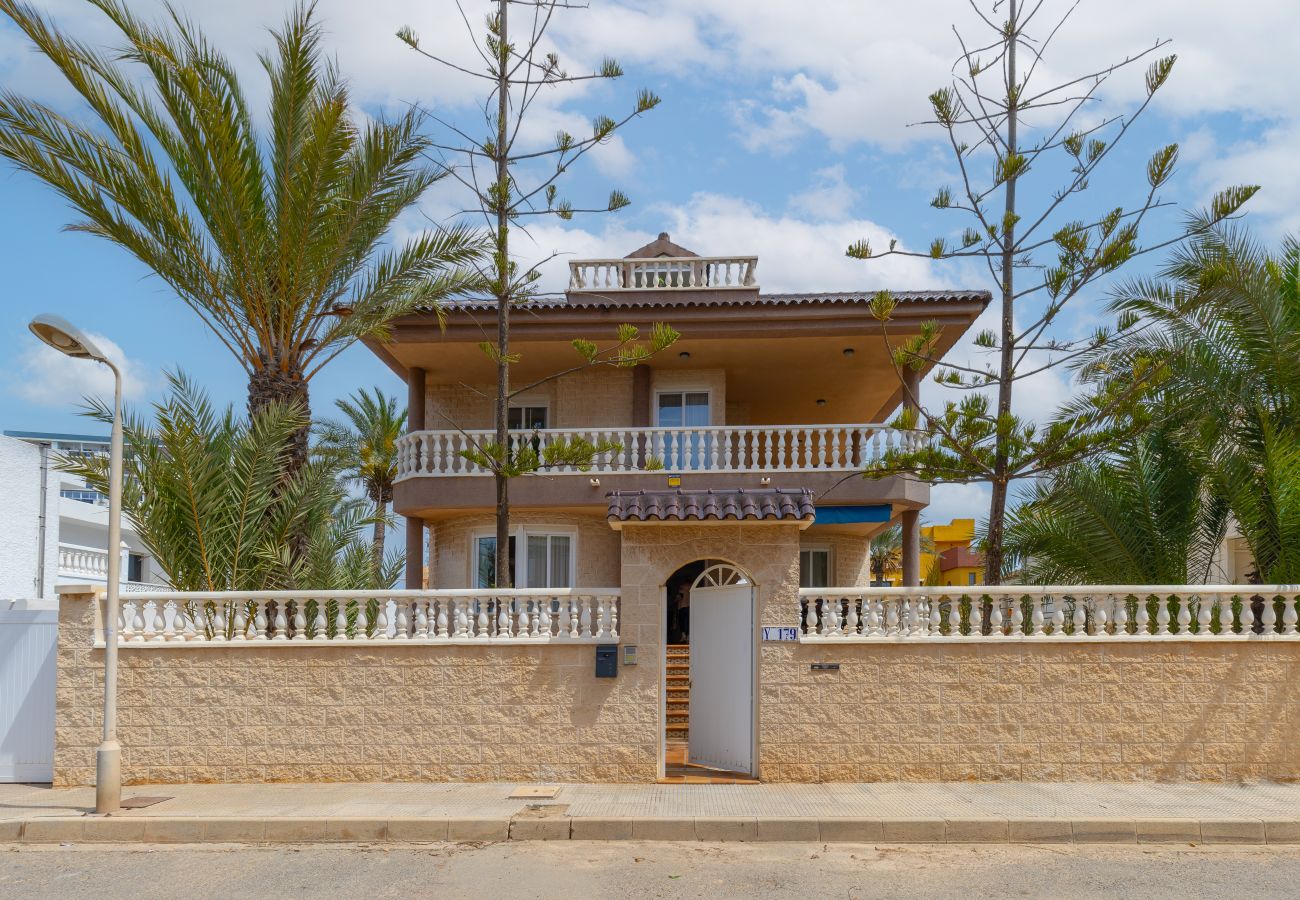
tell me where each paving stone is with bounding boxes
[819,818,884,842]
[22,818,85,843]
[202,818,267,842]
[509,817,571,840]
[756,818,820,842]
[326,818,388,842]
[387,817,449,842]
[1008,819,1072,844]
[880,819,946,843]
[632,818,696,841]
[447,817,510,842]
[1136,818,1201,844]
[142,818,205,843]
[946,818,1010,843]
[261,818,327,842]
[694,817,758,841]
[83,817,146,842]
[570,817,634,840]
[1200,819,1265,844]
[1071,819,1137,844]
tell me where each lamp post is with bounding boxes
[29,314,123,814]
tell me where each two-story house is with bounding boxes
[366,234,988,779]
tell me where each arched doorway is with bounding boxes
[663,560,757,781]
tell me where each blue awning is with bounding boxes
[813,504,892,524]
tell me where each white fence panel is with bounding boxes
[0,606,58,782]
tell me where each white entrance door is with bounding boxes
[687,565,755,774]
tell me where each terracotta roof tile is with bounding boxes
[607,488,816,524]
[436,289,990,314]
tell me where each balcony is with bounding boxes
[395,424,917,480]
[58,542,168,593]
[568,256,757,291]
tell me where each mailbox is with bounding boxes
[595,644,618,678]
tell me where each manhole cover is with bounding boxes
[509,786,561,799]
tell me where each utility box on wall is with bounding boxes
[595,644,618,678]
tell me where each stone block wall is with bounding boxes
[759,641,1300,782]
[54,592,656,786]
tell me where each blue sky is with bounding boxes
[2,0,1297,524]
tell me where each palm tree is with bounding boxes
[1003,427,1229,585]
[869,525,902,585]
[0,0,483,472]
[314,388,405,565]
[1090,224,1300,581]
[61,372,399,591]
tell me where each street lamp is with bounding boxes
[29,314,123,815]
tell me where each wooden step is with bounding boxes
[666,723,689,734]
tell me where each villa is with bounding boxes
[48,237,1300,787]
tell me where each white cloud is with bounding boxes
[14,332,150,407]
[788,165,859,220]
[926,481,990,528]
[1189,121,1300,240]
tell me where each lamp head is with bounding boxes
[29,314,109,363]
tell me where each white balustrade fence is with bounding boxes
[92,589,620,647]
[798,586,1300,642]
[397,425,918,480]
[58,542,169,592]
[568,256,757,291]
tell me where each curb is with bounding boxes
[5,815,1300,845]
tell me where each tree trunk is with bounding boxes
[371,495,386,570]
[492,0,513,590]
[247,354,311,478]
[985,0,1019,587]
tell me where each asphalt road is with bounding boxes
[4,841,1300,899]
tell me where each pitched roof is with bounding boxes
[607,488,816,524]
[438,288,990,313]
[624,232,699,259]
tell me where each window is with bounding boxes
[128,553,144,583]
[799,548,831,588]
[507,406,548,430]
[968,572,978,585]
[657,391,710,469]
[474,529,573,588]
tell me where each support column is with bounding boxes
[405,366,426,590]
[901,366,923,587]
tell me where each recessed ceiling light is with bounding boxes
[679,351,691,360]
[816,398,827,406]
[842,347,855,357]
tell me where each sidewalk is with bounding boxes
[4,781,1300,844]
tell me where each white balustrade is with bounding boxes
[567,256,758,291]
[395,424,919,480]
[89,589,621,647]
[797,586,1300,642]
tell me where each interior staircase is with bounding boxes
[666,643,690,741]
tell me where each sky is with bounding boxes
[1,0,1296,526]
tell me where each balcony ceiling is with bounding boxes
[372,291,987,423]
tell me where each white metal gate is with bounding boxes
[687,564,755,775]
[0,605,58,782]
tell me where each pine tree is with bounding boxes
[846,0,1257,583]
[400,1,675,587]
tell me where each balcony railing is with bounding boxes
[58,542,168,592]
[568,256,757,291]
[92,589,621,646]
[798,585,1300,642]
[395,424,918,480]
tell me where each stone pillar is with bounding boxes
[405,366,426,590]
[901,366,923,587]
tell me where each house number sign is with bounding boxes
[761,626,799,642]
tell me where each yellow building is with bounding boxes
[882,517,985,586]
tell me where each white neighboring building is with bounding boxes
[0,431,165,600]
